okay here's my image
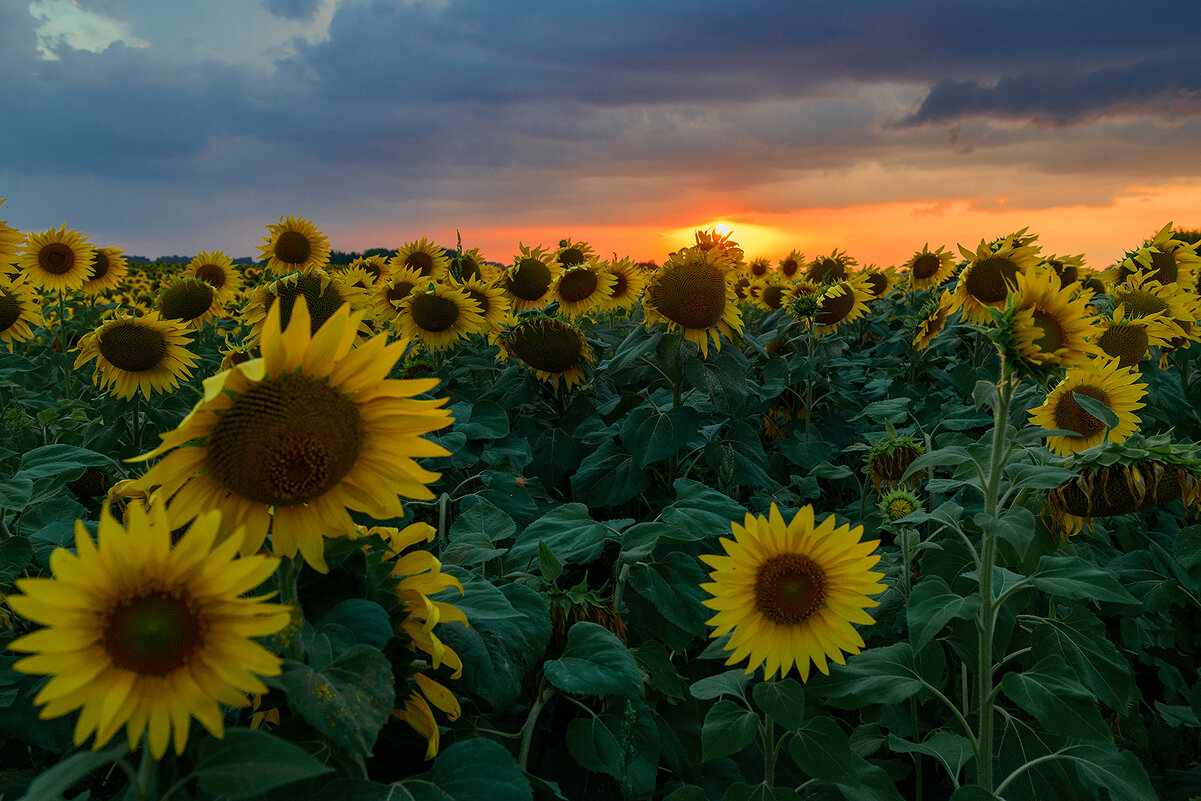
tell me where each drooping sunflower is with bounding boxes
[496,316,597,390]
[187,250,242,304]
[242,269,367,344]
[130,300,453,572]
[80,246,129,296]
[1043,253,1085,289]
[361,523,467,760]
[15,225,96,292]
[555,238,595,268]
[602,256,649,312]
[157,277,222,329]
[777,250,804,281]
[1004,269,1100,369]
[0,275,45,350]
[455,276,512,331]
[902,244,959,292]
[257,215,331,275]
[6,498,290,759]
[700,503,885,681]
[1111,222,1201,293]
[913,290,955,351]
[548,262,617,319]
[372,266,426,325]
[812,277,873,336]
[73,311,198,399]
[950,234,1042,324]
[392,238,451,281]
[1028,358,1147,456]
[1093,304,1172,368]
[642,246,743,357]
[499,244,562,312]
[807,249,856,284]
[394,283,487,352]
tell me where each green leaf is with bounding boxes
[663,787,706,801]
[689,669,750,701]
[806,642,923,704]
[1000,655,1111,742]
[625,553,709,637]
[1003,463,1077,490]
[538,540,564,582]
[701,699,759,761]
[570,438,650,508]
[618,521,671,563]
[564,700,660,796]
[270,644,396,757]
[852,397,911,423]
[661,479,745,534]
[751,678,805,731]
[905,576,981,652]
[948,787,1001,801]
[788,716,860,786]
[455,400,510,440]
[1070,392,1120,432]
[620,404,702,467]
[543,622,642,697]
[1173,524,1201,573]
[318,599,392,650]
[195,728,333,798]
[451,500,516,543]
[439,582,550,713]
[607,326,663,372]
[0,474,33,511]
[507,503,610,569]
[1068,744,1157,801]
[634,641,686,700]
[0,535,34,584]
[901,446,974,482]
[1031,606,1132,711]
[684,350,749,414]
[1029,556,1138,604]
[887,730,974,785]
[408,737,533,801]
[17,445,116,480]
[16,741,130,801]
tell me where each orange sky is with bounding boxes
[409,181,1201,270]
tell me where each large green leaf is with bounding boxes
[788,716,859,786]
[270,644,396,757]
[701,699,759,761]
[454,400,510,440]
[1031,605,1132,711]
[507,503,610,569]
[570,438,650,508]
[543,622,642,697]
[751,678,805,731]
[689,669,751,701]
[195,728,333,798]
[1029,556,1138,604]
[661,478,745,534]
[805,642,923,704]
[407,737,533,801]
[17,444,116,480]
[15,741,129,801]
[887,730,974,786]
[1068,743,1157,801]
[905,576,981,652]
[684,350,749,414]
[620,404,702,467]
[565,699,660,796]
[1000,655,1111,742]
[451,500,517,543]
[625,552,710,637]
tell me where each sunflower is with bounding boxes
[242,269,367,344]
[913,290,954,351]
[1093,305,1172,368]
[878,488,923,523]
[1043,253,1085,289]
[6,497,290,759]
[73,312,198,399]
[361,523,466,759]
[81,246,129,296]
[1111,223,1200,292]
[694,228,744,265]
[861,265,898,299]
[812,277,872,336]
[555,238,595,267]
[777,250,804,281]
[950,234,1042,324]
[642,246,743,357]
[1005,269,1100,369]
[130,300,453,572]
[752,278,791,312]
[745,257,771,280]
[157,277,222,329]
[546,263,615,319]
[350,254,392,284]
[700,504,885,681]
[1111,271,1198,341]
[499,244,562,312]
[372,266,427,325]
[807,249,856,284]
[497,316,597,391]
[901,244,959,292]
[336,265,376,294]
[602,257,649,312]
[455,276,512,331]
[0,275,45,350]
[257,215,330,275]
[394,283,487,352]
[1027,358,1147,456]
[392,238,451,281]
[187,250,242,304]
[15,225,96,292]
[0,200,20,268]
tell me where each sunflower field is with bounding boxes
[2,202,1201,801]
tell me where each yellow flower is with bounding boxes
[157,277,222,329]
[392,238,451,281]
[242,269,368,345]
[394,282,488,352]
[0,274,45,350]
[1007,269,1101,368]
[371,266,426,325]
[497,316,597,391]
[454,276,512,331]
[550,263,617,319]
[15,225,95,292]
[6,498,290,759]
[777,250,805,280]
[555,238,595,267]
[1027,359,1147,456]
[642,246,743,357]
[73,312,198,399]
[499,244,562,312]
[81,246,129,296]
[951,232,1041,324]
[902,244,959,291]
[187,250,242,304]
[257,215,331,275]
[131,299,453,572]
[600,257,649,312]
[812,277,872,336]
[700,504,885,680]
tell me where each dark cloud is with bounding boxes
[262,0,322,22]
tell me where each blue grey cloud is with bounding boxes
[262,0,322,22]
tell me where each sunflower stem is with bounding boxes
[133,746,157,801]
[518,684,552,772]
[57,290,73,398]
[278,556,305,661]
[909,695,925,800]
[803,323,816,443]
[761,718,777,787]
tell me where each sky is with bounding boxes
[2,0,1200,266]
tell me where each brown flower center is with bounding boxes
[754,553,827,624]
[1118,290,1169,319]
[98,322,168,372]
[508,258,553,301]
[1053,384,1111,438]
[386,280,416,305]
[865,273,888,297]
[268,274,344,333]
[206,373,364,506]
[911,254,942,280]
[761,284,786,310]
[558,269,599,304]
[780,258,799,278]
[506,320,585,373]
[90,251,111,281]
[405,251,436,276]
[464,288,490,316]
[1096,323,1149,368]
[195,263,227,288]
[559,247,586,266]
[460,255,482,281]
[103,591,204,675]
[0,289,20,332]
[1030,308,1066,354]
[274,231,312,265]
[815,288,856,326]
[159,280,215,323]
[38,243,77,275]
[409,293,460,332]
[963,257,1019,304]
[1147,249,1178,285]
[809,257,846,283]
[647,260,728,329]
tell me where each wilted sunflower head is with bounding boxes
[497,316,597,390]
[864,433,926,493]
[257,214,331,274]
[157,277,220,329]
